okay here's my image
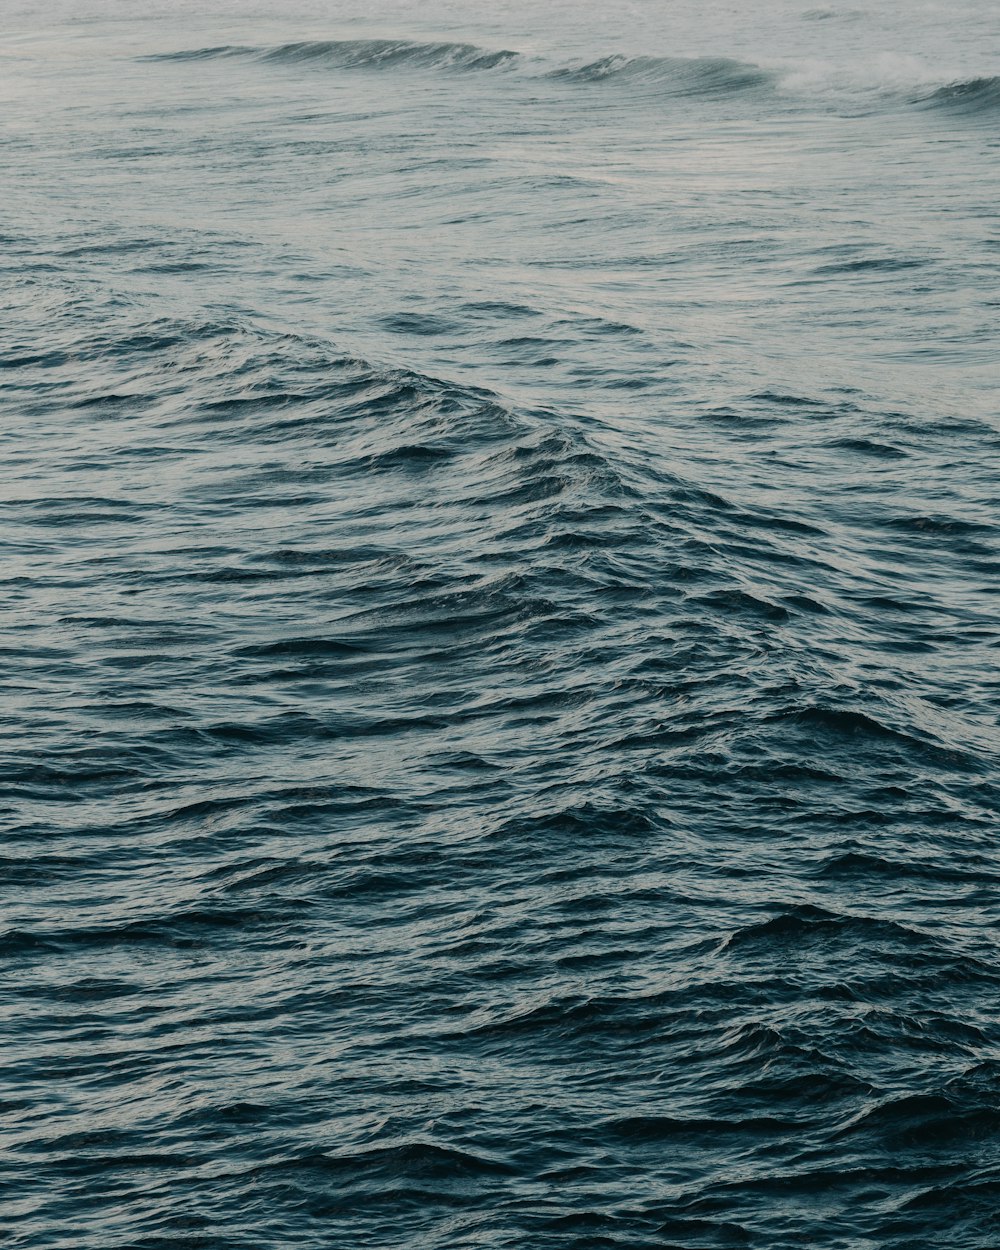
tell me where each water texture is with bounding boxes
[2,1,999,1246]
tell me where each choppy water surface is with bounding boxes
[3,1,999,1246]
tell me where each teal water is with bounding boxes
[3,3,999,1247]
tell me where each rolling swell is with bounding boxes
[6,7,1000,1249]
[7,305,999,1247]
[145,38,522,72]
[146,40,771,100]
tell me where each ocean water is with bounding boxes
[3,1,999,1246]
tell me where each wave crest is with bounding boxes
[918,75,1000,115]
[547,54,772,96]
[146,42,770,99]
[147,39,520,73]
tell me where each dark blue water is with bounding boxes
[3,3,999,1246]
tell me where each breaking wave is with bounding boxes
[546,53,773,96]
[146,41,775,99]
[917,74,1000,114]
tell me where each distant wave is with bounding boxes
[144,41,771,99]
[546,54,773,96]
[917,75,1000,115]
[145,38,521,72]
[141,44,258,62]
[143,40,1000,122]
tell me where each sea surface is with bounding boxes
[3,1,999,1246]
